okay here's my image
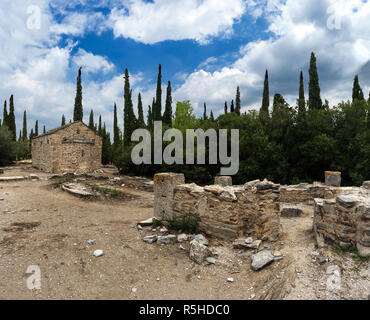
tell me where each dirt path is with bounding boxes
[0,166,368,300]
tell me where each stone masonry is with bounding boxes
[32,121,102,173]
[313,183,370,256]
[154,173,281,242]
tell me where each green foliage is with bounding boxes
[92,186,119,197]
[123,69,137,147]
[88,109,94,130]
[167,213,200,234]
[0,126,17,165]
[73,68,83,122]
[352,75,364,102]
[308,52,323,110]
[162,81,172,126]
[8,95,16,141]
[153,64,162,121]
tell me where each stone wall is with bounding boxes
[32,122,102,173]
[313,184,370,256]
[154,173,281,241]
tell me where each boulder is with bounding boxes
[177,234,188,242]
[138,217,155,226]
[336,195,360,208]
[189,240,210,264]
[251,250,275,271]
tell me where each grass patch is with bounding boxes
[332,244,369,262]
[92,186,119,197]
[152,218,162,228]
[166,213,200,234]
[51,178,73,188]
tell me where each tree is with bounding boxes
[113,103,120,146]
[210,110,214,122]
[2,101,8,128]
[261,70,270,113]
[137,93,146,128]
[8,95,16,140]
[98,115,102,136]
[61,115,66,126]
[163,81,173,126]
[43,125,46,134]
[230,100,235,113]
[123,69,137,147]
[298,71,306,117]
[235,86,241,115]
[352,75,364,102]
[73,67,83,122]
[224,101,228,114]
[34,120,38,137]
[203,103,207,120]
[22,111,27,141]
[88,109,94,130]
[147,105,153,130]
[0,126,17,165]
[154,64,162,121]
[308,52,322,110]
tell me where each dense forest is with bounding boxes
[1,52,369,186]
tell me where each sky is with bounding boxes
[0,0,369,135]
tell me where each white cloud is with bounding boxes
[172,0,370,114]
[109,0,246,44]
[73,49,114,74]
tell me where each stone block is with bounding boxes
[325,171,341,187]
[281,204,303,217]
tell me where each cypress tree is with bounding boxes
[230,100,235,113]
[61,115,66,126]
[203,103,207,120]
[210,110,215,122]
[88,109,94,130]
[352,75,365,102]
[260,69,270,114]
[113,103,120,146]
[123,69,136,147]
[163,81,172,126]
[18,130,22,142]
[73,67,83,122]
[43,125,46,134]
[8,95,16,140]
[34,120,38,137]
[137,94,145,128]
[298,71,306,118]
[154,64,162,121]
[147,105,153,130]
[224,102,228,114]
[308,52,322,110]
[3,101,8,128]
[29,128,34,141]
[22,111,27,141]
[98,115,102,136]
[235,86,241,116]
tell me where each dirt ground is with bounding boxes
[0,164,369,300]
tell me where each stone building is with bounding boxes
[32,121,102,173]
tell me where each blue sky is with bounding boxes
[0,0,369,135]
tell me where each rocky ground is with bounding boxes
[0,164,368,300]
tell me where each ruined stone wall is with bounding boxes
[313,184,370,257]
[154,173,281,242]
[32,122,102,173]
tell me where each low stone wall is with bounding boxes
[280,183,342,204]
[313,185,370,256]
[154,173,281,242]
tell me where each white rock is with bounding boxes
[132,288,137,293]
[143,235,157,244]
[87,240,96,245]
[194,234,209,246]
[93,250,104,257]
[177,234,188,242]
[206,257,216,264]
[189,240,210,264]
[138,217,154,226]
[245,237,253,244]
[160,227,168,233]
[227,277,234,283]
[158,235,177,244]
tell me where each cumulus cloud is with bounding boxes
[172,0,370,115]
[72,49,114,74]
[109,0,246,44]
